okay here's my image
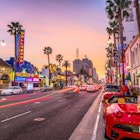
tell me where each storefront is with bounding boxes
[13,70,40,90]
[0,58,13,89]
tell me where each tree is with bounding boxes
[62,60,70,86]
[56,54,63,66]
[106,20,119,49]
[43,46,52,85]
[106,20,119,84]
[7,21,23,71]
[106,0,131,85]
[43,46,52,65]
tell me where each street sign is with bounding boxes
[114,50,121,63]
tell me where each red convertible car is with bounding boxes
[102,91,124,104]
[104,95,140,140]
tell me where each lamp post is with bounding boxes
[0,40,5,46]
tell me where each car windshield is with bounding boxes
[8,87,13,89]
[105,85,120,91]
[108,96,138,104]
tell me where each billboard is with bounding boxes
[16,30,25,65]
[18,30,25,65]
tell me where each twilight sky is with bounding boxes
[0,0,108,78]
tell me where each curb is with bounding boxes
[69,89,103,140]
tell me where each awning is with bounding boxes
[125,72,131,81]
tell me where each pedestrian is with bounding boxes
[121,84,130,95]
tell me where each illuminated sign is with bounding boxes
[17,30,25,65]
[33,78,39,82]
[49,64,56,73]
[27,77,33,82]
[16,72,31,77]
[15,77,26,81]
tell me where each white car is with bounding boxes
[79,85,87,91]
[1,86,23,96]
[86,85,96,92]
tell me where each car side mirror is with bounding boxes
[102,99,109,104]
[102,99,106,103]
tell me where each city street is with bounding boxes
[0,88,105,140]
[0,0,140,140]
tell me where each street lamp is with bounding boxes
[0,40,5,46]
[108,35,111,44]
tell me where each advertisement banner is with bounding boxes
[18,30,25,65]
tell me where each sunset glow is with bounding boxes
[0,0,108,78]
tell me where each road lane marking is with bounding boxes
[69,89,103,140]
[1,111,31,123]
[58,99,66,102]
[34,118,45,122]
[91,100,102,140]
[34,102,40,104]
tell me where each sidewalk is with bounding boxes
[69,89,103,140]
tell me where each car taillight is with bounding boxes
[115,111,123,118]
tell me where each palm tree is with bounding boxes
[106,20,119,84]
[43,46,52,65]
[134,0,140,36]
[106,20,119,49]
[7,21,23,71]
[62,60,70,86]
[43,46,52,85]
[106,0,131,85]
[56,54,63,66]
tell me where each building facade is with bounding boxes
[125,34,140,90]
[123,0,138,46]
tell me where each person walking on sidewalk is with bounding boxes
[121,84,130,95]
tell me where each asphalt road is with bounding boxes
[0,89,102,140]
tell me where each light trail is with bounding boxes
[0,94,53,109]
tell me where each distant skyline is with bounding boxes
[0,0,108,78]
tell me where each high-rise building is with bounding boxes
[73,57,93,74]
[73,59,82,74]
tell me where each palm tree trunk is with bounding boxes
[48,54,50,65]
[118,8,125,85]
[14,34,17,75]
[113,32,118,85]
[66,66,68,86]
[48,54,50,85]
